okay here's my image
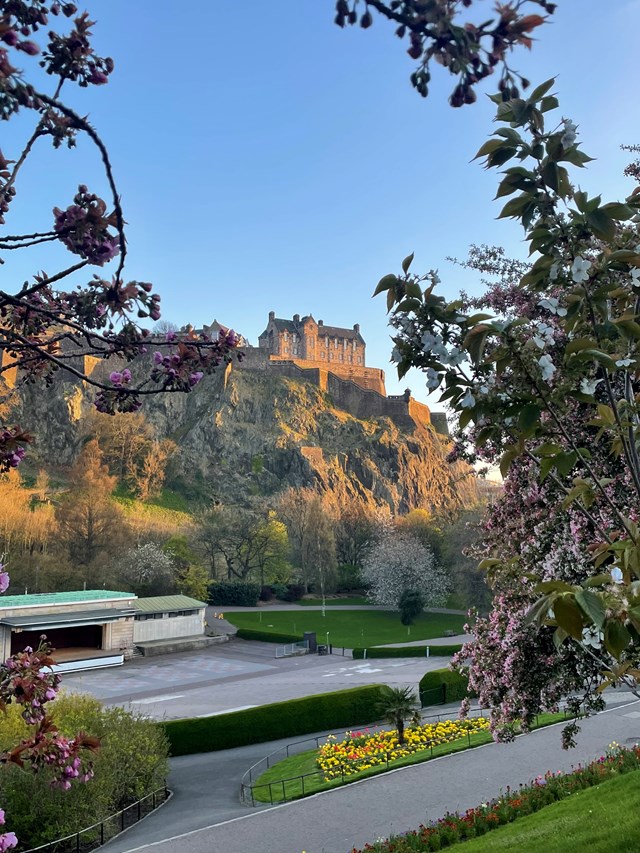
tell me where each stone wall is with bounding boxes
[236,352,447,436]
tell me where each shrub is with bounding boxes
[259,585,274,601]
[352,645,462,659]
[271,582,289,600]
[0,693,168,848]
[163,685,390,755]
[282,583,306,602]
[208,581,260,606]
[399,589,425,625]
[419,668,473,706]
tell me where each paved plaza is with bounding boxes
[61,638,445,720]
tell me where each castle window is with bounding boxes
[339,353,343,362]
[348,355,352,363]
[357,356,361,364]
[284,346,289,354]
[353,340,357,350]
[334,338,338,349]
[325,338,329,348]
[321,351,325,359]
[283,332,288,341]
[293,346,298,355]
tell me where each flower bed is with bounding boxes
[350,742,640,852]
[318,718,489,780]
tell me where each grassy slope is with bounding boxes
[225,610,466,647]
[252,714,564,803]
[297,597,368,607]
[457,769,640,853]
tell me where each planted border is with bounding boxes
[235,627,301,643]
[162,685,390,755]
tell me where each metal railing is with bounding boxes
[21,786,170,853]
[239,708,490,806]
[275,640,309,658]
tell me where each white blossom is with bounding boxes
[460,390,476,408]
[361,525,449,609]
[549,262,560,281]
[631,267,640,285]
[611,567,624,584]
[440,346,465,366]
[538,296,566,317]
[561,118,578,148]
[421,331,442,353]
[571,256,591,283]
[616,357,634,368]
[581,626,603,649]
[538,354,556,381]
[579,377,602,395]
[533,321,555,350]
[425,368,440,390]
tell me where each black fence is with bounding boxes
[20,786,170,853]
[240,708,490,806]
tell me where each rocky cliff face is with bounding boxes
[11,366,476,513]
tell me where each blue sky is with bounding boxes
[4,0,640,404]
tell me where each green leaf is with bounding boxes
[527,78,556,103]
[553,626,569,649]
[533,442,563,457]
[374,274,398,297]
[518,403,541,434]
[463,324,492,366]
[499,446,520,479]
[582,574,612,589]
[553,596,584,640]
[604,620,631,658]
[402,252,415,274]
[498,194,532,220]
[601,202,634,220]
[404,281,422,299]
[575,588,606,629]
[554,451,577,478]
[586,208,616,242]
[473,138,505,160]
[565,337,598,355]
[540,95,559,113]
[539,456,554,482]
[537,580,575,593]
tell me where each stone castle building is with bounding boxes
[256,312,386,395]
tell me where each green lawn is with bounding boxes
[298,596,368,607]
[226,609,466,647]
[251,714,565,804]
[452,769,640,853]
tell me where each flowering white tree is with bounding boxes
[118,542,176,596]
[361,524,449,610]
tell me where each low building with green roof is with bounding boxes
[0,588,211,671]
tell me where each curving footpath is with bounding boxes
[104,693,640,853]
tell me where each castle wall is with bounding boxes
[236,352,446,436]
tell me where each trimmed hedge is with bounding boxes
[235,627,301,643]
[208,581,260,606]
[419,667,473,706]
[352,644,462,659]
[162,685,390,755]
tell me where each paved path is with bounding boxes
[104,693,640,853]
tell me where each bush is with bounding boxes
[399,589,425,625]
[0,693,168,848]
[163,685,390,755]
[236,627,301,643]
[352,645,462,659]
[271,582,289,600]
[259,585,274,601]
[282,583,306,602]
[208,581,260,606]
[419,668,473,706]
